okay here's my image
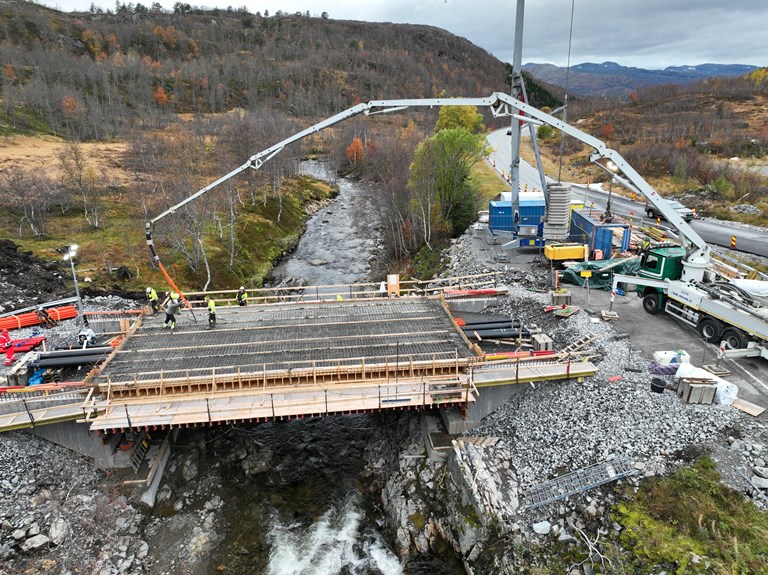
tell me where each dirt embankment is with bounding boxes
[0,240,70,313]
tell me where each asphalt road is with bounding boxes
[571,184,768,258]
[486,128,768,258]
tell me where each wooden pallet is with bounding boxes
[702,364,731,377]
[553,306,580,318]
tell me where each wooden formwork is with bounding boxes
[101,355,476,400]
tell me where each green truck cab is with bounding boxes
[634,245,686,314]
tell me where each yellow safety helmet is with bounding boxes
[171,292,179,299]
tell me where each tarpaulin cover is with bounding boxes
[560,259,641,290]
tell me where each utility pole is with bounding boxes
[509,0,525,232]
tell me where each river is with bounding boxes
[270,161,384,287]
[185,163,465,575]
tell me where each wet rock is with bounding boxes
[241,447,274,476]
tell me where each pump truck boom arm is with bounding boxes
[145,97,496,296]
[146,92,709,284]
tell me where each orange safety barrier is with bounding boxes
[0,305,78,332]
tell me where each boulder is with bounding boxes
[48,518,69,545]
[21,534,50,551]
[532,520,551,535]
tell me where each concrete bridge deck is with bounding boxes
[1,294,597,435]
[82,297,482,431]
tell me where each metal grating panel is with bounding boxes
[519,456,636,510]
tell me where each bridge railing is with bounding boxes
[178,272,503,307]
[99,351,481,399]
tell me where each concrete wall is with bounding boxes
[441,384,527,434]
[26,421,132,469]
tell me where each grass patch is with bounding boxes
[615,456,768,574]
[2,175,337,295]
[0,105,54,136]
[406,240,450,281]
[472,159,508,203]
[706,206,768,228]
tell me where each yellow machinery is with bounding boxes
[544,243,587,263]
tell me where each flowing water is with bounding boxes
[271,161,384,287]
[195,164,466,575]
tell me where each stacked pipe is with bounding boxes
[460,318,530,340]
[0,306,78,331]
[31,346,113,368]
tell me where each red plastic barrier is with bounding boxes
[0,306,78,332]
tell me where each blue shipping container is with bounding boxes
[489,201,514,233]
[569,209,630,258]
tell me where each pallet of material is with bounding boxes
[553,306,580,318]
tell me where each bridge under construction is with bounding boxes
[81,296,482,431]
[1,285,598,455]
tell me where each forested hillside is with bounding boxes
[2,1,562,290]
[0,1,511,140]
[546,71,768,221]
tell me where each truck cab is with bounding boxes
[637,245,685,283]
[631,245,686,314]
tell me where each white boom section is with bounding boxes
[147,92,710,280]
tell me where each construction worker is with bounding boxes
[1,328,15,366]
[205,296,216,329]
[146,287,160,315]
[640,236,651,254]
[236,286,248,306]
[163,292,181,331]
[336,294,343,301]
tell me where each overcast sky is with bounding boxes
[42,0,768,70]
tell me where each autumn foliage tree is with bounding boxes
[435,105,485,134]
[346,137,364,164]
[154,86,170,105]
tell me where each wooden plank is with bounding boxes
[731,398,766,417]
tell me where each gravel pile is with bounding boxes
[439,228,767,512]
[0,432,147,575]
[471,378,741,486]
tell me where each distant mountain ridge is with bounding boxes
[523,61,758,97]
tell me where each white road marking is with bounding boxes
[726,358,768,394]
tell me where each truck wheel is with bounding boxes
[646,208,655,218]
[721,328,746,350]
[697,317,722,344]
[643,293,663,315]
